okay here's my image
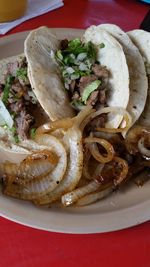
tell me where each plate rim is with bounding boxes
[0,29,150,234]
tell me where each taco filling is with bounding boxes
[53,38,110,129]
[0,57,46,143]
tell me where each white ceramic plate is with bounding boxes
[0,29,150,234]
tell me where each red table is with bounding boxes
[0,1,150,267]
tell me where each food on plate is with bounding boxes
[0,38,74,154]
[96,24,148,130]
[127,29,150,127]
[0,54,50,154]
[0,25,150,208]
[1,105,150,207]
[24,27,75,121]
[27,26,129,130]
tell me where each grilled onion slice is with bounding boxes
[4,135,67,200]
[80,107,132,132]
[34,126,83,205]
[61,180,100,206]
[0,150,58,185]
[76,186,113,206]
[84,137,115,163]
[36,118,74,135]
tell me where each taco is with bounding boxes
[96,24,148,129]
[0,54,48,153]
[25,26,130,129]
[127,29,150,127]
[0,28,77,153]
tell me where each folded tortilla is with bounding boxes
[24,26,75,121]
[127,29,150,127]
[27,26,130,129]
[97,24,148,129]
[83,26,129,128]
[0,54,49,154]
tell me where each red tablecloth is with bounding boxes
[0,1,150,267]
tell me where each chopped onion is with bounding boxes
[66,67,75,74]
[77,52,87,61]
[0,99,13,128]
[61,180,100,206]
[79,62,89,71]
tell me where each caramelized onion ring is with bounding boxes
[125,125,150,154]
[80,107,132,132]
[84,137,115,163]
[112,156,128,186]
[36,118,74,135]
[96,111,132,133]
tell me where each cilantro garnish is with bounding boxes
[16,67,28,82]
[2,75,14,105]
[30,128,36,139]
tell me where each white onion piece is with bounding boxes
[0,99,14,128]
[61,180,100,206]
[19,140,50,151]
[138,137,150,159]
[34,127,83,205]
[76,187,113,206]
[83,151,92,180]
[19,160,55,179]
[5,135,67,199]
[86,139,115,163]
[74,105,94,128]
[1,148,58,186]
[83,150,104,181]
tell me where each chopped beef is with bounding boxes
[18,76,30,87]
[1,57,39,141]
[79,75,97,96]
[16,110,34,140]
[0,84,4,95]
[11,80,25,94]
[86,90,99,106]
[7,61,19,76]
[87,114,107,132]
[60,39,69,50]
[72,91,80,100]
[9,99,24,113]
[92,64,109,79]
[99,89,106,104]
[69,80,76,93]
[18,57,27,69]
